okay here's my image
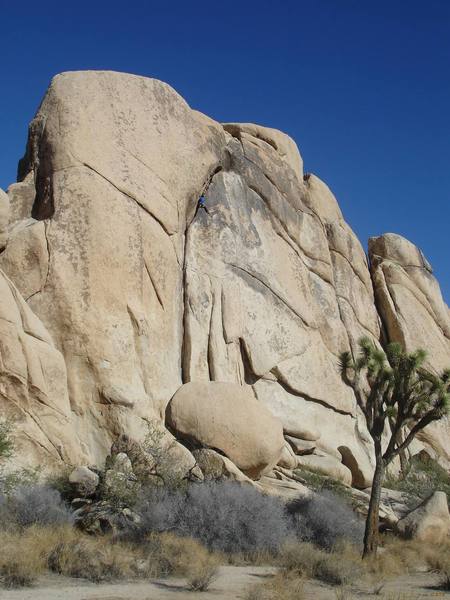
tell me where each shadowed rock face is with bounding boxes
[0,71,448,482]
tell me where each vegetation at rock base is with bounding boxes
[293,466,353,501]
[340,337,450,557]
[384,452,450,509]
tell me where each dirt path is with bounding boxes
[0,566,446,599]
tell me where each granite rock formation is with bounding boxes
[0,71,448,488]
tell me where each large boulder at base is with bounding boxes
[396,491,450,543]
[166,381,284,479]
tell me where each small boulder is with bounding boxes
[110,452,133,475]
[74,500,140,535]
[192,448,254,484]
[69,466,99,497]
[167,381,285,479]
[396,491,450,543]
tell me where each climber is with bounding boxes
[197,195,209,214]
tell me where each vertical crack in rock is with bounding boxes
[143,259,164,310]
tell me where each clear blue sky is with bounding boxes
[1,0,449,302]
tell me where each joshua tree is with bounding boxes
[339,337,449,558]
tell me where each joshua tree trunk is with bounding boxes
[363,448,385,559]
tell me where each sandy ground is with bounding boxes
[0,566,447,599]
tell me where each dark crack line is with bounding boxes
[82,162,172,236]
[335,294,378,338]
[227,262,313,329]
[144,260,165,310]
[330,247,372,294]
[273,372,355,417]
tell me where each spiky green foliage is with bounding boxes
[339,338,450,465]
[0,421,14,460]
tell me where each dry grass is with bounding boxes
[0,526,65,588]
[278,541,361,586]
[48,528,138,582]
[0,525,219,589]
[245,572,305,600]
[142,532,219,585]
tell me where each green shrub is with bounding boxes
[384,454,450,508]
[294,467,352,502]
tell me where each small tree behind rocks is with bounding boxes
[339,337,449,558]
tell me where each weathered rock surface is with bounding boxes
[167,381,284,478]
[396,491,450,543]
[0,189,10,250]
[0,267,83,470]
[0,70,448,485]
[369,233,450,466]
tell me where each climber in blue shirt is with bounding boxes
[197,195,209,214]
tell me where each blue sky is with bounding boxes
[1,0,449,301]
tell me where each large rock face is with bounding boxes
[369,233,450,465]
[0,71,448,482]
[0,267,83,469]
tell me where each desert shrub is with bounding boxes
[0,420,14,460]
[0,526,60,588]
[279,541,361,586]
[294,467,353,502]
[47,528,139,582]
[384,454,450,509]
[245,572,305,600]
[0,484,73,529]
[314,552,360,586]
[278,541,325,577]
[133,481,291,555]
[49,539,130,582]
[288,490,364,550]
[0,420,41,495]
[186,553,219,591]
[138,532,219,584]
[0,534,42,587]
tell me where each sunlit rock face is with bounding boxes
[0,71,448,483]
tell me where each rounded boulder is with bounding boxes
[166,381,284,479]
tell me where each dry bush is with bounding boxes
[278,541,325,577]
[279,541,361,587]
[0,526,63,588]
[245,572,305,600]
[315,552,360,586]
[134,481,291,556]
[141,531,219,587]
[186,557,219,592]
[48,528,138,582]
[0,485,73,530]
[288,490,364,550]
